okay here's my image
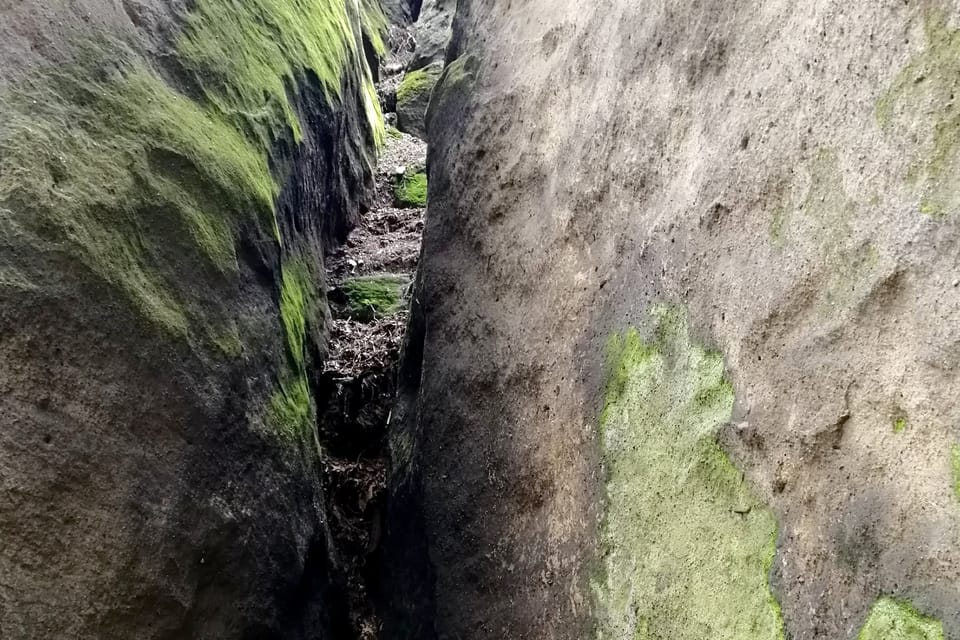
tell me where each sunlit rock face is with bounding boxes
[383,2,960,639]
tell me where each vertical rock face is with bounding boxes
[0,0,384,638]
[407,0,456,71]
[388,1,960,639]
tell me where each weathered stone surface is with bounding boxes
[386,1,960,639]
[381,0,422,26]
[408,0,456,71]
[0,0,384,637]
[396,61,444,140]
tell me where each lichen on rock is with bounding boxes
[857,598,944,640]
[594,306,783,640]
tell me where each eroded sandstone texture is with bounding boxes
[386,1,960,639]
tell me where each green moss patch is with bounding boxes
[341,274,408,321]
[179,0,362,143]
[268,373,313,439]
[394,171,428,207]
[359,0,389,58]
[0,56,278,338]
[396,68,437,103]
[266,255,319,437]
[876,9,960,217]
[177,0,384,166]
[0,0,384,441]
[279,257,318,368]
[594,306,783,640]
[857,598,944,640]
[893,416,908,434]
[436,54,479,94]
[0,0,383,346]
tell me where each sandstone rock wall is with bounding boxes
[388,1,960,638]
[0,1,385,637]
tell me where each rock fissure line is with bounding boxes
[310,10,429,635]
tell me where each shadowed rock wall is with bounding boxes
[0,0,386,637]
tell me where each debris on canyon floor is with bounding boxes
[317,53,427,639]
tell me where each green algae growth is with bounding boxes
[0,0,386,439]
[857,598,944,640]
[268,373,314,439]
[178,0,382,145]
[0,59,275,339]
[0,0,385,347]
[267,253,321,438]
[397,67,438,103]
[594,306,784,640]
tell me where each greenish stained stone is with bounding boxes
[396,62,444,139]
[783,148,877,318]
[438,54,480,91]
[594,306,783,640]
[876,9,960,217]
[857,598,944,640]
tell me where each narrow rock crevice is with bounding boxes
[313,35,427,636]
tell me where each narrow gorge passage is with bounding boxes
[313,43,428,639]
[4,1,960,639]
